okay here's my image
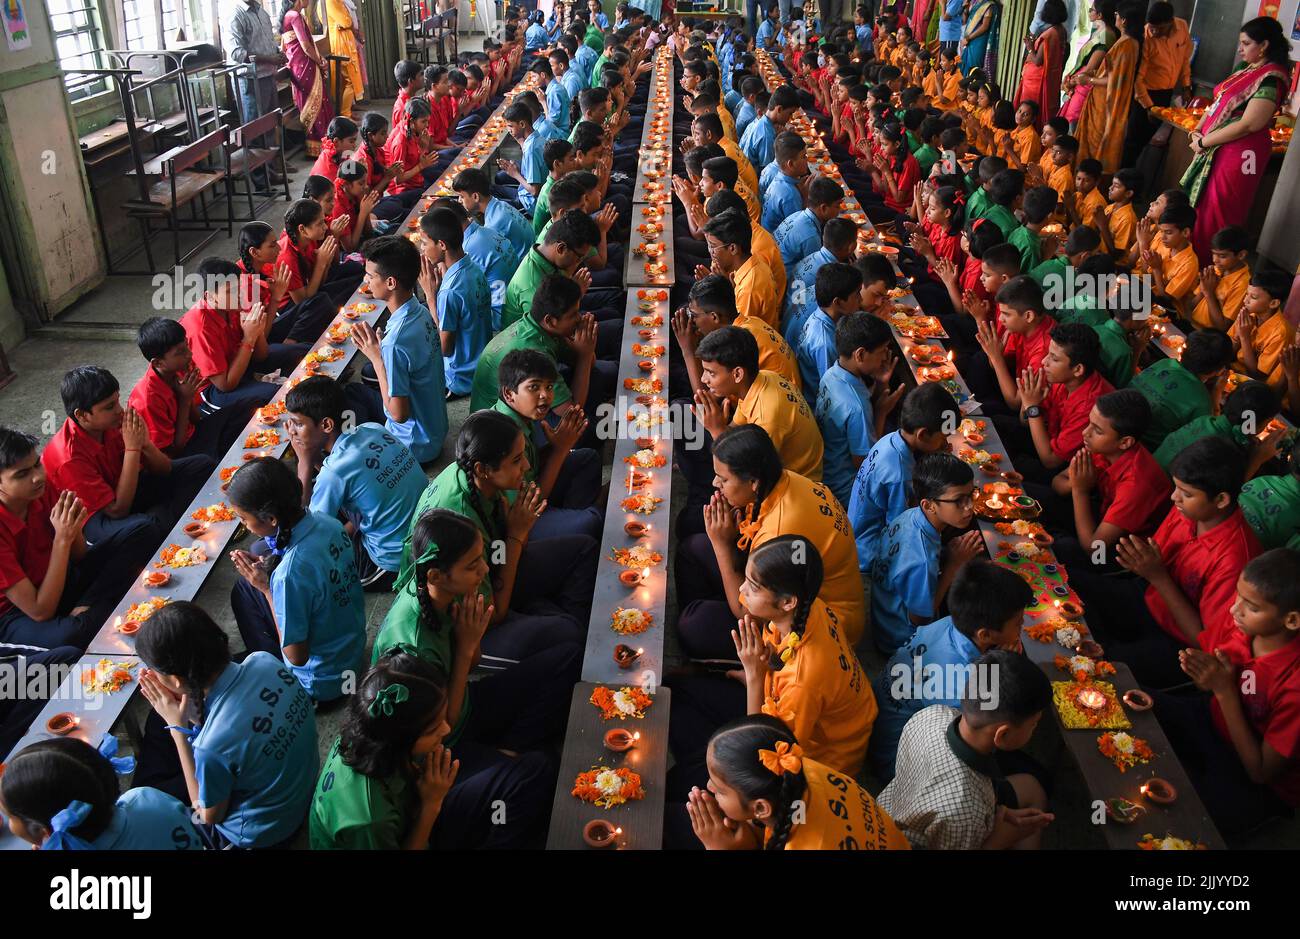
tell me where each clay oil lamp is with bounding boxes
[613,645,643,669]
[46,712,79,735]
[603,728,641,753]
[1141,778,1177,805]
[1123,689,1154,712]
[583,819,622,849]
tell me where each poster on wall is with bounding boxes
[4,0,31,52]
[1247,0,1300,62]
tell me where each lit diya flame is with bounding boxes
[1075,688,1107,711]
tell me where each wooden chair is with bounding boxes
[404,1,435,67]
[428,6,458,65]
[225,108,291,221]
[125,126,232,273]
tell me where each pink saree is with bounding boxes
[282,9,335,154]
[1014,25,1064,129]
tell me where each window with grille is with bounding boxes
[50,0,107,99]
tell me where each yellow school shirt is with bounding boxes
[922,69,941,102]
[764,599,876,775]
[734,370,824,480]
[1047,162,1075,207]
[740,469,864,640]
[1012,124,1042,166]
[736,314,802,391]
[1151,240,1200,314]
[1190,263,1250,331]
[750,223,788,301]
[733,254,781,328]
[721,136,760,200]
[765,757,910,850]
[1075,187,1108,231]
[993,128,1014,164]
[1037,149,1055,182]
[735,181,763,223]
[717,102,738,142]
[1232,311,1295,394]
[1106,202,1136,255]
[941,70,962,105]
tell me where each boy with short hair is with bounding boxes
[879,649,1054,850]
[816,312,901,510]
[796,262,864,401]
[1135,203,1200,320]
[391,60,424,134]
[698,209,779,328]
[1129,327,1235,451]
[434,196,518,331]
[783,216,859,346]
[761,132,810,232]
[1239,437,1300,550]
[1190,225,1251,331]
[1067,157,1107,231]
[1042,132,1077,211]
[286,376,426,592]
[502,208,601,329]
[870,562,1033,781]
[1153,380,1280,476]
[497,100,547,212]
[1101,167,1141,261]
[349,236,449,463]
[773,176,845,272]
[531,138,582,235]
[980,168,1024,241]
[975,275,1058,412]
[1008,185,1058,273]
[418,207,493,400]
[453,167,535,262]
[1092,299,1151,389]
[739,83,799,171]
[870,452,986,655]
[1232,269,1295,396]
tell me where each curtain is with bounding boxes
[358,0,404,98]
[996,0,1035,97]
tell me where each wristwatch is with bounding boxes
[1024,405,1044,420]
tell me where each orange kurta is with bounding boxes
[734,371,824,481]
[1190,263,1251,331]
[1076,34,1139,174]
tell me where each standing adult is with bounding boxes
[1183,16,1292,262]
[937,0,963,58]
[228,0,288,187]
[1014,0,1067,128]
[325,0,366,117]
[1059,0,1116,126]
[1074,0,1141,175]
[1121,0,1192,173]
[960,0,1000,76]
[1029,0,1076,38]
[280,0,335,157]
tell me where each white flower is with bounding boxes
[1069,655,1095,675]
[1056,627,1082,648]
[612,690,639,715]
[595,770,624,795]
[1111,732,1134,754]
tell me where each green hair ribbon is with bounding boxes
[368,683,411,718]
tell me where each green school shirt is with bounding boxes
[585,26,605,52]
[1152,414,1247,473]
[914,144,940,178]
[1028,256,1067,289]
[501,246,561,329]
[982,204,1018,240]
[309,739,413,850]
[905,130,921,154]
[396,462,517,590]
[590,53,609,88]
[1093,318,1135,389]
[1056,293,1109,328]
[471,311,574,412]
[1239,473,1300,550]
[965,187,990,221]
[492,398,539,484]
[371,587,472,740]
[1007,225,1041,273]
[533,176,557,235]
[1128,358,1213,451]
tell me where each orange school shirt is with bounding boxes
[734,370,824,481]
[1074,187,1108,231]
[1106,202,1137,255]
[748,227,788,304]
[764,599,876,775]
[1148,240,1200,316]
[735,180,763,224]
[1047,162,1075,208]
[720,135,759,196]
[732,254,780,329]
[764,757,911,850]
[1012,124,1042,166]
[1232,310,1295,394]
[736,314,802,391]
[1190,263,1251,331]
[941,69,962,106]
[741,469,864,640]
[922,69,941,102]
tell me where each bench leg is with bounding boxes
[138,217,157,274]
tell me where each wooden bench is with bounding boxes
[226,108,291,220]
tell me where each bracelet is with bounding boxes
[241,342,256,351]
[125,448,141,453]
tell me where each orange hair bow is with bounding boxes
[761,697,796,725]
[757,741,804,776]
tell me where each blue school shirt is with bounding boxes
[525,22,549,50]
[464,220,518,329]
[760,159,782,194]
[381,295,448,463]
[271,511,366,700]
[724,88,742,115]
[574,44,597,83]
[796,309,838,401]
[439,255,493,395]
[855,23,874,54]
[532,113,563,143]
[871,506,942,656]
[783,245,834,347]
[546,79,571,133]
[848,430,916,572]
[774,207,823,270]
[485,197,535,263]
[871,616,979,778]
[755,19,778,51]
[192,654,319,848]
[518,131,548,210]
[735,99,757,140]
[762,171,803,233]
[561,67,585,105]
[816,363,876,511]
[740,114,777,171]
[309,423,426,573]
[88,788,203,850]
[593,11,609,28]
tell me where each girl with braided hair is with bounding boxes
[133,601,318,849]
[684,715,909,851]
[227,457,367,703]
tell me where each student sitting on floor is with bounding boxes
[974,274,1058,413]
[492,349,602,542]
[417,207,493,402]
[1239,437,1300,550]
[1134,203,1201,322]
[773,176,846,272]
[739,84,799,172]
[311,643,563,850]
[1027,225,1100,290]
[816,312,902,512]
[1100,167,1140,262]
[869,561,1033,782]
[682,715,910,851]
[695,208,780,330]
[0,427,155,652]
[277,197,366,310]
[226,457,366,704]
[235,221,338,352]
[1190,225,1252,332]
[348,236,450,464]
[1071,436,1261,687]
[1128,328,1235,453]
[383,98,440,199]
[397,411,598,664]
[497,101,548,213]
[1160,548,1300,835]
[128,317,251,461]
[285,376,426,594]
[1048,388,1172,567]
[1152,380,1280,477]
[1231,269,1295,399]
[531,139,582,236]
[761,132,809,232]
[329,161,384,250]
[1091,295,1151,390]
[674,424,863,660]
[795,262,864,403]
[0,737,201,850]
[432,197,518,332]
[502,209,603,330]
[870,451,986,656]
[782,218,860,350]
[879,650,1054,850]
[1007,186,1058,273]
[132,602,318,849]
[42,366,212,569]
[453,167,536,263]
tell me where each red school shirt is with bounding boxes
[1092,443,1171,537]
[309,138,344,182]
[391,89,411,136]
[128,364,196,451]
[384,125,425,195]
[882,152,920,214]
[0,483,61,615]
[1045,370,1112,463]
[920,217,965,273]
[1207,628,1300,807]
[428,93,456,144]
[330,178,360,243]
[180,298,243,386]
[1146,508,1261,646]
[40,419,127,517]
[1002,314,1056,375]
[276,230,319,300]
[236,258,272,311]
[357,145,386,190]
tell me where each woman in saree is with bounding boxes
[1013,0,1067,128]
[281,0,335,157]
[1060,0,1116,125]
[960,0,1000,76]
[1183,16,1291,262]
[325,0,366,117]
[1074,0,1141,174]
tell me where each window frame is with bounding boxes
[49,0,110,100]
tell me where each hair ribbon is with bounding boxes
[98,734,136,775]
[369,683,411,718]
[41,800,93,851]
[757,741,804,777]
